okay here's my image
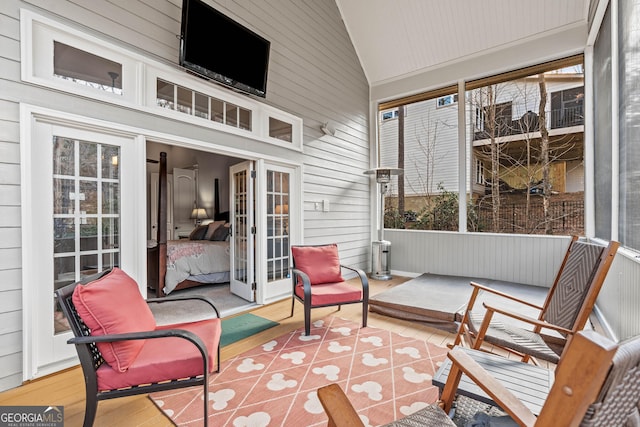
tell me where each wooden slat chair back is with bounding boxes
[318,330,640,427]
[454,237,619,363]
[55,269,221,427]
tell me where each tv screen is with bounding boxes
[180,0,270,97]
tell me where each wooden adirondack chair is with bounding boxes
[453,237,619,364]
[318,329,640,426]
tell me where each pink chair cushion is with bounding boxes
[95,318,221,391]
[295,281,362,306]
[72,268,157,372]
[292,244,344,285]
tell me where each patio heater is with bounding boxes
[364,168,403,280]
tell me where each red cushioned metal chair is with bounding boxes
[55,268,221,427]
[289,244,369,335]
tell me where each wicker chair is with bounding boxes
[452,237,619,364]
[55,268,221,427]
[318,330,640,426]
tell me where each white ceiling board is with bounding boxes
[336,0,590,86]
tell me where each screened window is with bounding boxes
[615,0,640,250]
[378,92,461,231]
[378,55,584,235]
[467,58,584,235]
[593,4,612,241]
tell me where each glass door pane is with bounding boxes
[230,161,255,301]
[266,170,290,282]
[53,137,120,334]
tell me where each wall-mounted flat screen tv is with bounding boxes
[180,0,270,97]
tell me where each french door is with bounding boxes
[229,161,255,301]
[24,119,138,379]
[229,161,299,304]
[259,163,297,303]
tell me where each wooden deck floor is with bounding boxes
[0,275,505,427]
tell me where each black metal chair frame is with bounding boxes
[55,270,221,427]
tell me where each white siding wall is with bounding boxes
[0,0,369,391]
[380,100,459,197]
[597,250,640,341]
[386,230,572,287]
[386,230,640,341]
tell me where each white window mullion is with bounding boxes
[74,140,81,280]
[610,0,619,242]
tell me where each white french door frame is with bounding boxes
[255,160,301,305]
[229,161,256,302]
[21,105,146,380]
[20,104,303,380]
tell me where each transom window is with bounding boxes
[53,42,123,95]
[22,9,303,150]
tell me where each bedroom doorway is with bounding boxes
[145,142,301,307]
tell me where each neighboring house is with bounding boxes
[379,72,585,204]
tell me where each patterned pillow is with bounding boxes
[211,224,230,241]
[204,220,226,240]
[189,224,208,240]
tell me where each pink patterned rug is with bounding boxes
[149,316,449,426]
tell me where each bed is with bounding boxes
[152,151,231,296]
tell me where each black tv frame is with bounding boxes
[179,0,270,98]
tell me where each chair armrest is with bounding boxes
[483,303,573,335]
[317,383,365,427]
[340,265,369,287]
[69,328,206,351]
[445,348,537,427]
[291,268,312,298]
[291,268,311,285]
[68,328,210,371]
[147,295,221,318]
[470,281,544,311]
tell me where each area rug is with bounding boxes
[150,316,449,426]
[221,313,279,347]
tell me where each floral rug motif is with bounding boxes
[149,316,449,426]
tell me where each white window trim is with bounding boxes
[20,9,302,151]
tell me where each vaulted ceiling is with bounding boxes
[335,0,590,86]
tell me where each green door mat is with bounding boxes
[220,313,279,347]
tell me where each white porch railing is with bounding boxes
[385,230,640,341]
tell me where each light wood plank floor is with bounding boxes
[0,276,460,427]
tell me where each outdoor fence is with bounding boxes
[476,199,584,235]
